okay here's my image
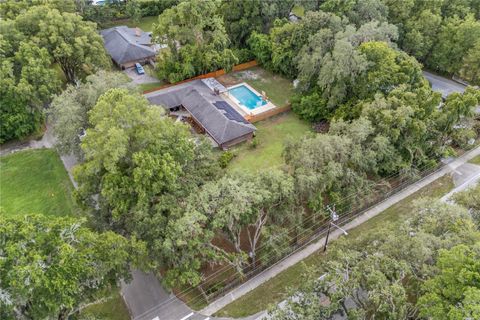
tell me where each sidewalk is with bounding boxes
[200,146,480,316]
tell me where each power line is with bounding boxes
[140,163,440,314]
[151,162,437,311]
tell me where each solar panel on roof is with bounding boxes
[213,101,250,124]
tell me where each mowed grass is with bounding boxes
[0,149,77,217]
[138,82,164,92]
[215,174,454,317]
[246,68,294,107]
[469,155,480,165]
[103,16,158,31]
[228,112,312,172]
[81,290,130,320]
[220,66,295,107]
[291,4,305,17]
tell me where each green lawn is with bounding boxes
[0,149,78,217]
[228,112,312,172]
[469,155,480,165]
[219,66,295,107]
[103,16,158,31]
[215,174,454,317]
[291,4,305,17]
[80,290,130,320]
[138,82,164,92]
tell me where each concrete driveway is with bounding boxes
[124,67,160,84]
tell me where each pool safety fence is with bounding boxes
[245,104,292,123]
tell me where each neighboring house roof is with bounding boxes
[423,71,466,100]
[100,26,156,65]
[145,80,256,146]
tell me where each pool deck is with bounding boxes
[223,82,277,117]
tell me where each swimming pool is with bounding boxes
[228,85,267,110]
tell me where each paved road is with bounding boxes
[251,158,480,320]
[121,270,194,320]
[121,270,261,320]
[200,146,480,316]
[423,71,466,100]
[441,162,480,202]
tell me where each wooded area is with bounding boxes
[1,0,479,319]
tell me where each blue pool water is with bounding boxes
[228,85,267,110]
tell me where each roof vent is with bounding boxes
[135,27,141,37]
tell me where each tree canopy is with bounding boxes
[189,170,295,270]
[11,5,109,83]
[0,38,60,143]
[48,70,136,159]
[418,244,480,320]
[153,0,238,83]
[74,88,219,287]
[269,199,480,319]
[0,2,110,143]
[0,214,146,320]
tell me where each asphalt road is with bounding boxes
[423,71,466,99]
[121,270,244,320]
[121,270,194,320]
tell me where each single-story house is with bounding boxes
[145,79,256,149]
[100,26,159,69]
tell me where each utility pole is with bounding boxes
[323,204,348,252]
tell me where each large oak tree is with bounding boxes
[74,88,220,286]
[0,214,146,320]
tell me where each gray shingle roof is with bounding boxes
[100,26,156,65]
[145,80,256,146]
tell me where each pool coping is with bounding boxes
[223,82,277,116]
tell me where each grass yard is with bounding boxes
[215,174,454,318]
[218,66,295,107]
[80,290,130,320]
[228,112,312,172]
[103,16,157,31]
[469,155,480,165]
[291,4,305,17]
[0,149,78,217]
[138,82,164,92]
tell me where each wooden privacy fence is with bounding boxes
[143,60,258,94]
[245,104,292,123]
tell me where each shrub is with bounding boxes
[250,137,259,149]
[218,151,235,168]
[233,48,254,64]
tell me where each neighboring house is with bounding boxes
[100,26,158,69]
[145,79,256,149]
